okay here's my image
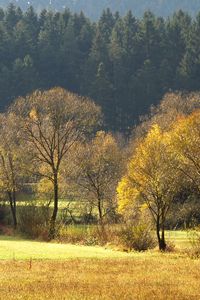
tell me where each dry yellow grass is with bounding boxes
[1,254,200,300]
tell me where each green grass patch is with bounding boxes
[0,235,133,260]
[165,230,194,248]
[0,230,195,261]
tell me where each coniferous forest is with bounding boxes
[0,4,200,131]
[1,1,200,18]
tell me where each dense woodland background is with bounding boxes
[1,1,200,18]
[1,4,200,131]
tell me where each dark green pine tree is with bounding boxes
[178,12,200,90]
[12,54,38,98]
[120,11,140,130]
[59,16,81,91]
[109,17,127,131]
[165,10,191,89]
[0,65,12,110]
[0,22,11,65]
[80,20,111,97]
[126,12,166,121]
[90,62,114,129]
[131,59,160,115]
[14,6,39,59]
[4,4,22,33]
[38,9,48,28]
[98,8,115,44]
[37,11,63,88]
[139,11,165,66]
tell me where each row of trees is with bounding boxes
[1,1,200,18]
[1,5,200,131]
[0,87,199,250]
[0,87,124,238]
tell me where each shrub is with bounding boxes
[57,223,156,250]
[0,204,11,226]
[81,213,97,225]
[57,224,117,246]
[58,225,99,245]
[56,222,156,250]
[17,204,50,240]
[118,223,156,251]
[0,205,7,225]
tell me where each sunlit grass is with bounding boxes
[0,235,133,260]
[165,230,193,248]
[0,234,200,299]
[0,230,194,261]
[1,255,200,299]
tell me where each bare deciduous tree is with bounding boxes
[0,113,24,229]
[10,87,101,238]
[70,131,123,225]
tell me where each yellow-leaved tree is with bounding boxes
[117,124,180,251]
[170,110,200,191]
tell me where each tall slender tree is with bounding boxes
[9,87,101,238]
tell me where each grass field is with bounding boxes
[0,235,132,260]
[1,256,200,300]
[165,230,193,248]
[0,232,199,300]
[0,231,192,260]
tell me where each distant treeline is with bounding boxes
[0,5,200,131]
[1,1,200,18]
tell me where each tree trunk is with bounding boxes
[12,190,17,230]
[160,222,166,251]
[49,172,58,239]
[97,197,107,242]
[156,216,166,251]
[156,217,161,249]
[8,191,17,230]
[97,197,103,223]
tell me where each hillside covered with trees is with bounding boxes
[1,1,200,18]
[1,5,200,132]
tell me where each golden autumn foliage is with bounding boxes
[169,109,200,190]
[29,108,38,120]
[118,108,200,250]
[118,125,178,209]
[117,176,140,213]
[37,178,54,199]
[117,124,180,250]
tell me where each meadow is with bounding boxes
[0,232,200,300]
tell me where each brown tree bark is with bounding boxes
[7,191,17,230]
[49,172,58,239]
[156,215,166,251]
